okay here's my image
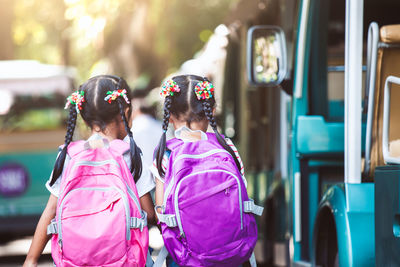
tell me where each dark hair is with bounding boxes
[155,74,241,177]
[49,75,142,185]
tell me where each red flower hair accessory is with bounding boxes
[160,79,180,97]
[104,89,130,104]
[194,80,214,100]
[65,90,85,113]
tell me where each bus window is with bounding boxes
[308,0,344,121]
[307,0,367,122]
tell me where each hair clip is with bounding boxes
[160,79,180,97]
[65,90,85,113]
[104,89,130,104]
[194,80,214,100]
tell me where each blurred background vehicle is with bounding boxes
[0,60,75,242]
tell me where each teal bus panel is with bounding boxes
[0,150,57,217]
[297,115,366,156]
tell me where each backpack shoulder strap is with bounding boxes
[205,132,225,144]
[109,139,130,156]
[153,246,169,267]
[66,141,86,158]
[166,137,184,151]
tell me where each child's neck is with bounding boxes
[173,120,208,141]
[173,120,208,133]
[91,131,116,141]
[91,122,124,141]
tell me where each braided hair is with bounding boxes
[49,104,77,185]
[201,98,241,170]
[155,75,241,177]
[49,75,142,185]
[154,96,172,177]
[115,78,142,181]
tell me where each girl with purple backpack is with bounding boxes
[151,75,263,267]
[24,75,155,267]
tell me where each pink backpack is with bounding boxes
[47,139,149,267]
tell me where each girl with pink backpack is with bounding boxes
[151,75,263,267]
[23,75,155,267]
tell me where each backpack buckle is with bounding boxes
[130,211,148,231]
[46,219,58,235]
[155,206,178,228]
[244,199,264,216]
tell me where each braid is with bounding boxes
[118,100,132,139]
[202,100,218,129]
[116,79,142,182]
[155,96,172,177]
[202,99,242,171]
[49,105,77,186]
[162,96,172,132]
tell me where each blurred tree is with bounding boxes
[136,0,237,87]
[0,0,15,59]
[13,0,70,64]
[10,0,238,85]
[103,0,167,87]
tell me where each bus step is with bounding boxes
[292,261,314,267]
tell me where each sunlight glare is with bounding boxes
[64,0,80,5]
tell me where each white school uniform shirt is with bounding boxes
[131,114,163,170]
[149,126,247,186]
[45,134,155,198]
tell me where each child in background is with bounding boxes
[23,75,155,267]
[130,88,163,176]
[151,75,262,267]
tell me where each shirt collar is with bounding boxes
[88,133,105,141]
[174,126,208,141]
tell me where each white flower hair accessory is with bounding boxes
[104,89,130,104]
[65,90,85,113]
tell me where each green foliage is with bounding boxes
[1,109,65,132]
[155,0,235,68]
[10,0,238,84]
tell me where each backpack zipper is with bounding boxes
[173,149,229,162]
[74,158,142,214]
[58,186,131,247]
[173,169,243,238]
[72,159,120,169]
[125,182,142,214]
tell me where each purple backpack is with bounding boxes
[155,133,263,267]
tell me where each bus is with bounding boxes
[211,0,400,266]
[0,60,75,241]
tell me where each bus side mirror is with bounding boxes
[247,26,287,86]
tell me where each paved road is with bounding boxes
[0,227,165,266]
[0,228,263,267]
[0,236,52,266]
[0,254,53,266]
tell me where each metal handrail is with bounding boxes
[345,0,364,183]
[363,22,379,175]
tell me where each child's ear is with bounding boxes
[213,107,216,115]
[169,115,175,124]
[125,108,132,127]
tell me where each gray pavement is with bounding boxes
[0,228,263,267]
[0,227,165,267]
